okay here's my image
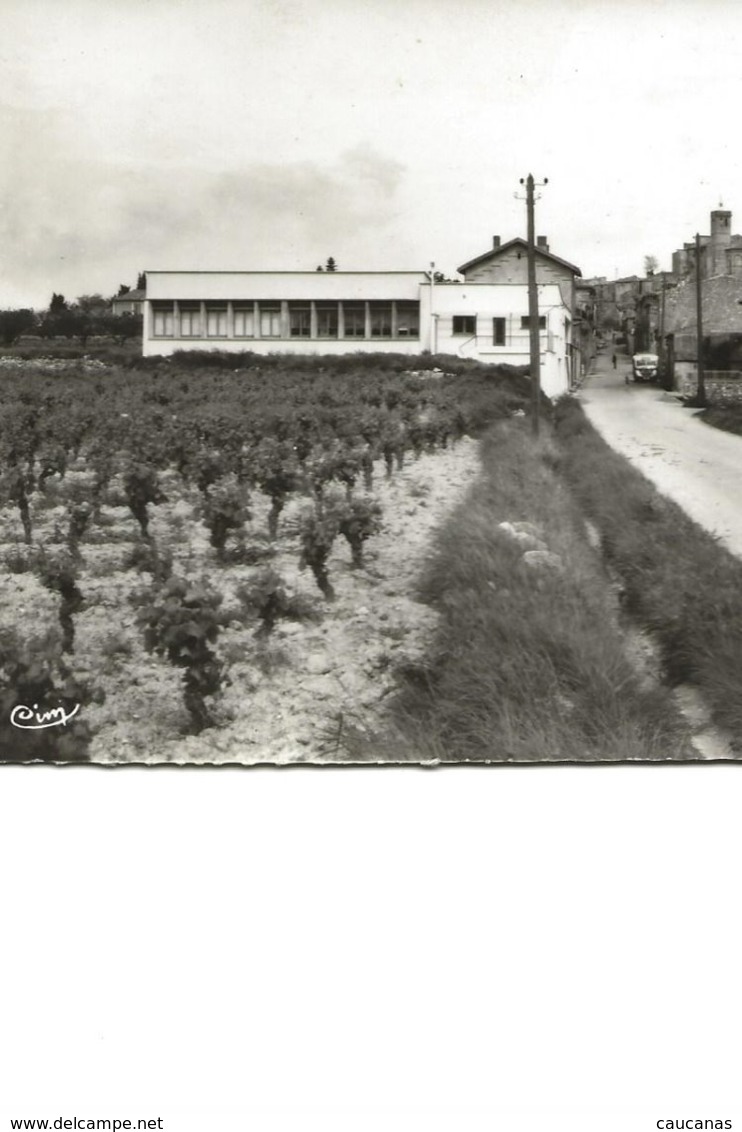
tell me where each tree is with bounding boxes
[644,255,659,276]
[49,293,67,314]
[117,284,131,297]
[325,257,337,272]
[0,309,37,346]
[63,309,93,344]
[99,312,143,344]
[76,294,110,317]
[41,302,98,344]
[40,307,80,340]
[137,272,146,291]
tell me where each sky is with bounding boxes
[2,0,742,308]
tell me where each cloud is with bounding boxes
[0,106,408,306]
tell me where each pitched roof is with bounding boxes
[457,237,581,278]
[115,288,145,300]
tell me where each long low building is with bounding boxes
[143,237,582,398]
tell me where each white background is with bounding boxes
[1,767,740,1131]
[3,0,742,1126]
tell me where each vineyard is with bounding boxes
[0,351,532,762]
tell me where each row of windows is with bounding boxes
[452,314,547,344]
[151,300,420,340]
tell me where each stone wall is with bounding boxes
[674,365,742,403]
[665,275,742,338]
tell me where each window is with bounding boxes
[152,303,174,337]
[342,303,366,337]
[179,304,202,337]
[369,302,393,338]
[520,315,546,330]
[206,305,227,337]
[233,306,254,337]
[493,317,506,345]
[289,303,311,337]
[316,303,339,338]
[452,315,476,336]
[259,303,281,337]
[396,302,420,338]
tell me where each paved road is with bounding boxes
[579,345,742,558]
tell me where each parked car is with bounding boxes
[631,353,659,383]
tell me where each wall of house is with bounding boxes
[462,248,574,308]
[432,282,571,398]
[143,271,432,357]
[664,275,742,342]
[146,271,427,302]
[111,299,142,316]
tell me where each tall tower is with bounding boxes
[709,206,732,276]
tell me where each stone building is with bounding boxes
[671,208,742,280]
[663,208,742,392]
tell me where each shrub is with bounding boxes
[331,496,383,569]
[1,464,34,543]
[299,510,339,600]
[123,463,167,538]
[124,538,174,582]
[234,567,320,637]
[36,551,84,654]
[67,500,93,560]
[134,575,225,733]
[0,626,97,762]
[200,478,251,560]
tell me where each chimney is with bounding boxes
[492,236,501,248]
[537,236,549,251]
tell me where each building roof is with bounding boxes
[116,288,145,300]
[456,237,581,278]
[143,271,425,277]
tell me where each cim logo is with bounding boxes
[10,703,81,730]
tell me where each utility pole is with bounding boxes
[518,174,548,437]
[658,275,667,386]
[695,232,707,406]
[428,261,437,355]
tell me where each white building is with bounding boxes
[111,288,145,316]
[143,237,581,399]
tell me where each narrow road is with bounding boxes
[580,344,742,558]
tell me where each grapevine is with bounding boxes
[123,463,167,539]
[134,575,225,734]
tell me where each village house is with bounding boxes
[142,234,583,399]
[664,208,742,390]
[111,288,145,316]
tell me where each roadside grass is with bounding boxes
[554,396,742,741]
[383,420,692,762]
[697,404,742,438]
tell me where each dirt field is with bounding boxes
[0,437,481,763]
